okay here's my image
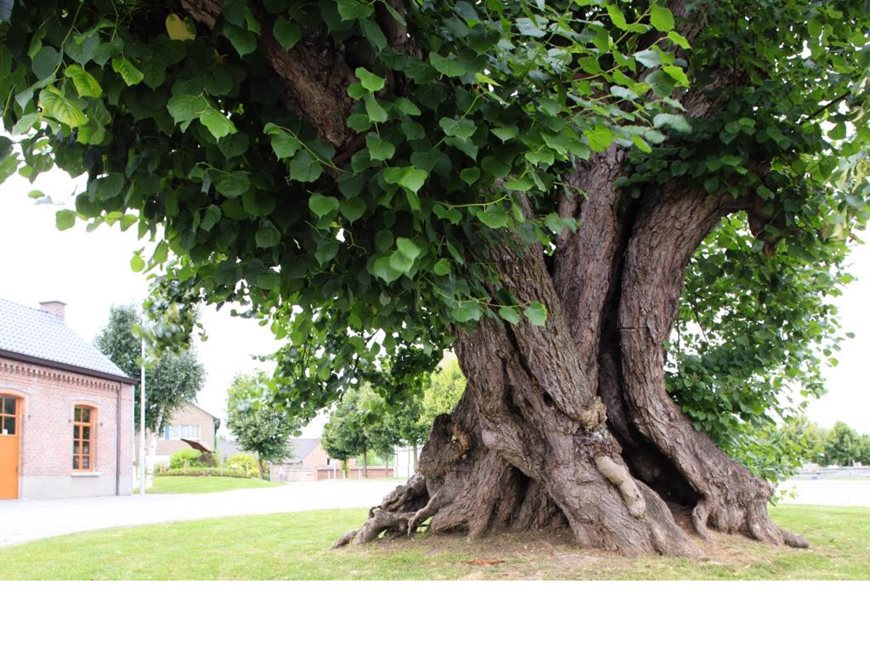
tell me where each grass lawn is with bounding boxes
[0,505,867,580]
[146,475,277,494]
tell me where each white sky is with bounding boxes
[0,167,867,434]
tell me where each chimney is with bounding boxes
[39,300,66,321]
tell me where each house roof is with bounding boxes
[0,298,135,384]
[287,438,321,464]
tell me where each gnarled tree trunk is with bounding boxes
[335,151,808,555]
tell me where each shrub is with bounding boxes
[226,453,259,477]
[169,449,203,470]
[157,467,252,479]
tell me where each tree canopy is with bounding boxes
[95,304,205,435]
[2,0,868,553]
[226,370,297,476]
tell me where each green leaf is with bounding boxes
[360,18,388,51]
[309,193,340,218]
[586,125,615,152]
[273,18,301,50]
[289,150,323,182]
[477,206,509,229]
[130,251,146,273]
[439,117,476,141]
[452,302,482,323]
[336,0,373,21]
[199,107,237,140]
[492,126,518,142]
[356,67,385,92]
[516,17,546,38]
[606,4,628,30]
[215,172,250,198]
[429,52,477,77]
[498,306,520,325]
[396,237,422,262]
[55,209,77,231]
[459,167,480,185]
[383,166,428,193]
[265,124,301,158]
[525,301,548,327]
[634,49,661,68]
[255,221,281,248]
[652,113,691,133]
[39,86,88,128]
[388,250,414,273]
[223,24,257,56]
[365,133,395,161]
[347,113,372,133]
[315,239,340,265]
[340,197,366,222]
[663,65,690,86]
[95,174,124,201]
[64,64,102,98]
[167,94,207,128]
[364,95,388,123]
[650,5,675,32]
[433,259,451,276]
[111,57,144,86]
[166,14,196,40]
[31,46,61,80]
[393,98,421,116]
[667,31,691,49]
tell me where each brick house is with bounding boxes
[0,299,136,500]
[269,438,394,482]
[153,401,220,465]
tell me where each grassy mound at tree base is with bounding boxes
[0,506,866,580]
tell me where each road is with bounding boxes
[0,480,393,547]
[777,478,870,508]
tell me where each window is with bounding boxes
[0,396,18,436]
[163,424,200,441]
[73,405,96,471]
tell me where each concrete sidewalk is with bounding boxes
[0,480,393,547]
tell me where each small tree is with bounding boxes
[226,372,296,478]
[321,385,376,478]
[821,423,870,467]
[95,305,205,478]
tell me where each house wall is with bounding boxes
[155,402,217,458]
[0,356,134,499]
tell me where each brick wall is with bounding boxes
[0,356,134,499]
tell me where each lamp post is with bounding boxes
[138,336,146,496]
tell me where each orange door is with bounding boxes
[0,395,21,499]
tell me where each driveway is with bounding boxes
[0,480,393,547]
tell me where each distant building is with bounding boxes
[269,438,394,482]
[0,299,136,500]
[150,401,220,465]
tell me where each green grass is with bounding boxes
[146,475,277,494]
[0,505,867,580]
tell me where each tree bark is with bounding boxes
[335,166,808,555]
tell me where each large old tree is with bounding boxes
[1,1,867,555]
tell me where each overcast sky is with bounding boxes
[0,166,867,434]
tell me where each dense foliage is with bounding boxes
[225,370,297,476]
[1,1,867,475]
[95,304,206,435]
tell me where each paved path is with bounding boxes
[0,481,394,547]
[777,479,870,507]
